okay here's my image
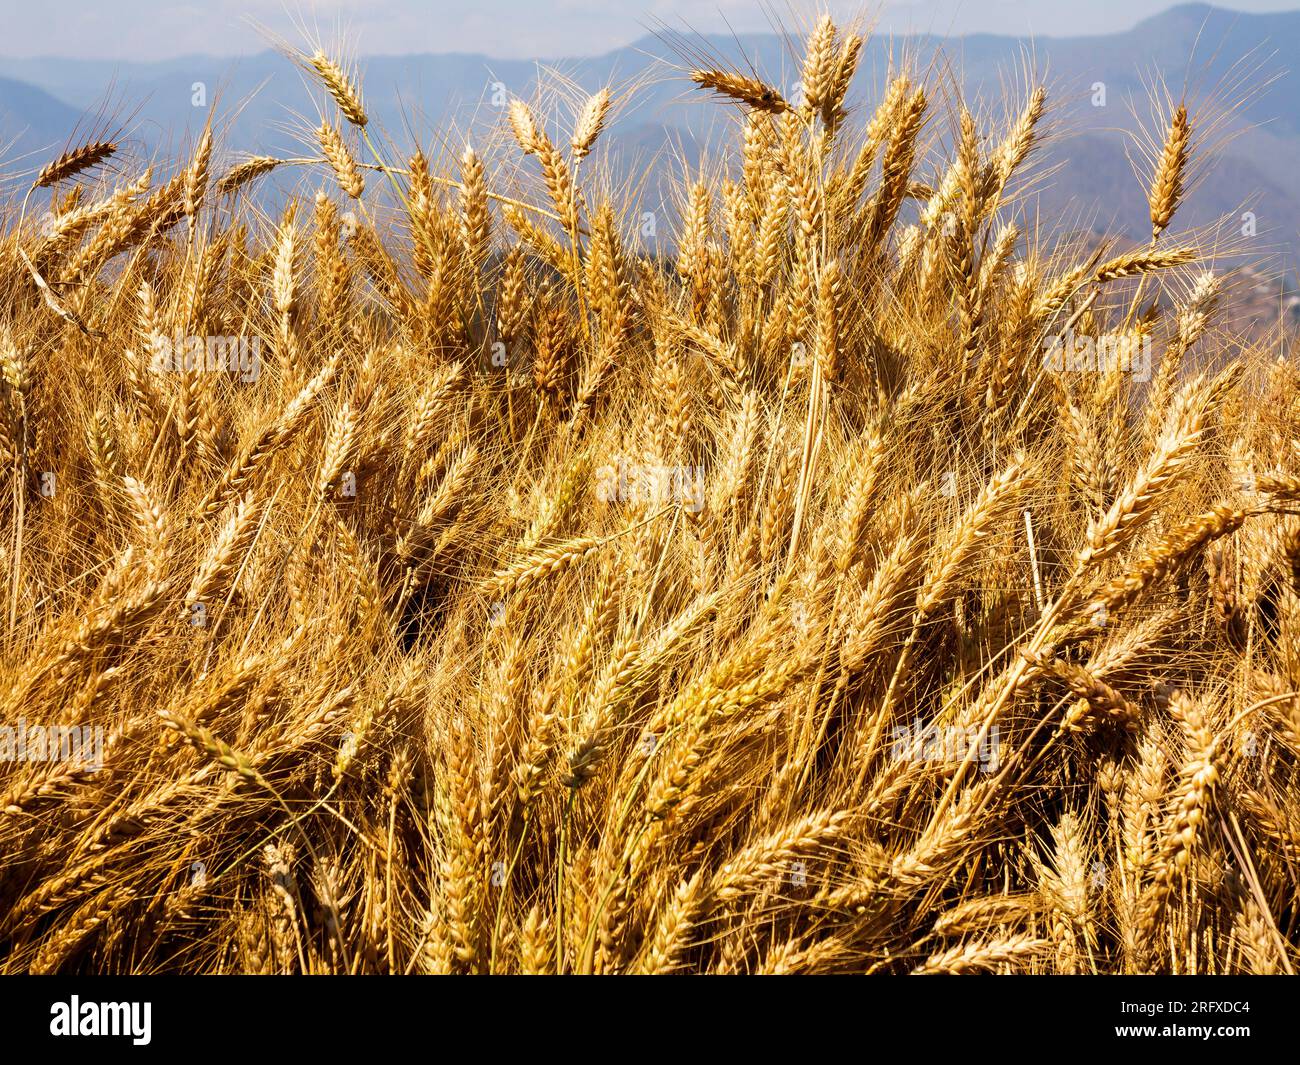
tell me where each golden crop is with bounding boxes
[0,17,1296,975]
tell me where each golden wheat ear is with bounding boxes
[317,121,364,200]
[1148,103,1190,242]
[690,70,790,114]
[216,155,283,195]
[34,139,117,189]
[571,89,613,159]
[308,50,368,127]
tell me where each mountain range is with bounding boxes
[0,3,1297,279]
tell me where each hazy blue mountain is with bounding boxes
[0,4,1296,266]
[0,75,87,176]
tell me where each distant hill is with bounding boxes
[0,3,1297,276]
[0,75,86,175]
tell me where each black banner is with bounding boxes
[0,975,1284,1053]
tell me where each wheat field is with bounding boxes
[0,16,1297,975]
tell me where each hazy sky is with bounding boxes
[1,1,1297,59]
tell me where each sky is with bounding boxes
[0,0,1297,60]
